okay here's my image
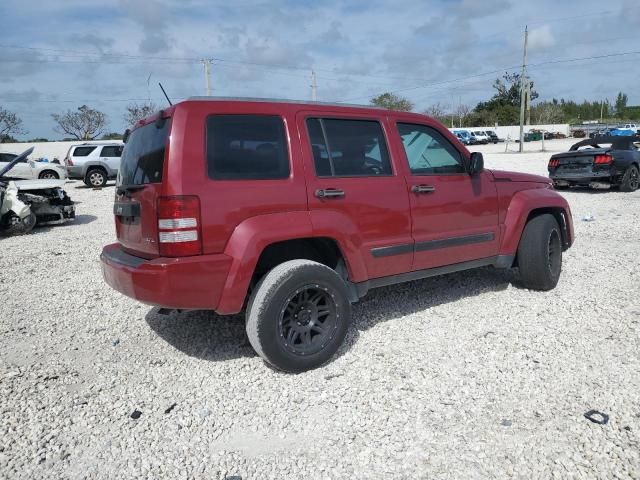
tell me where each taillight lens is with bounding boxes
[548,158,560,168]
[157,196,202,257]
[67,157,74,166]
[594,154,613,165]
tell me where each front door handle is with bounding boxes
[411,184,436,194]
[315,188,345,199]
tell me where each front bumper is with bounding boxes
[100,243,233,310]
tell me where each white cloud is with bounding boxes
[527,25,556,51]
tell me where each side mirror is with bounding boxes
[469,152,484,175]
[123,128,131,144]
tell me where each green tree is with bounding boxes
[615,92,628,118]
[473,72,538,125]
[370,93,414,111]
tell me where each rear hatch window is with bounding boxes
[118,120,170,186]
[115,119,171,258]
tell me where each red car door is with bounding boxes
[296,111,413,281]
[391,120,500,271]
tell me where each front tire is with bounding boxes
[84,168,107,187]
[246,260,351,373]
[517,214,562,291]
[620,165,639,192]
[1,212,36,236]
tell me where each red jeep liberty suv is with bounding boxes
[101,98,574,372]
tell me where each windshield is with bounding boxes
[117,120,170,186]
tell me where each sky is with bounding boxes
[0,0,638,139]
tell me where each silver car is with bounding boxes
[0,152,67,180]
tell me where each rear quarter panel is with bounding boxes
[165,101,309,255]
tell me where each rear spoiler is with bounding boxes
[570,136,640,151]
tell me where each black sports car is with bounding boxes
[548,136,640,191]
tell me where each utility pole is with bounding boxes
[201,59,212,96]
[600,99,605,123]
[525,81,531,125]
[518,25,528,152]
[310,70,317,101]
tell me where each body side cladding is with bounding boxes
[499,188,573,255]
[215,211,362,315]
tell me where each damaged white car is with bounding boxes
[0,147,75,236]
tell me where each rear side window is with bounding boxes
[397,123,465,175]
[73,146,96,157]
[206,115,289,180]
[306,118,392,177]
[118,120,170,186]
[101,145,123,157]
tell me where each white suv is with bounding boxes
[64,142,123,187]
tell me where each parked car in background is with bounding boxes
[609,127,636,137]
[451,129,472,145]
[484,130,500,143]
[572,129,587,138]
[469,131,488,144]
[64,142,123,187]
[101,97,574,372]
[0,152,67,180]
[548,135,640,191]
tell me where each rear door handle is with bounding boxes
[315,188,345,199]
[411,184,436,194]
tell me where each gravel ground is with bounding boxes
[1,138,639,479]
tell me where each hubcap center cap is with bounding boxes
[294,302,316,327]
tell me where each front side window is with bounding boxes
[397,123,465,175]
[206,115,289,180]
[306,118,392,177]
[101,145,123,157]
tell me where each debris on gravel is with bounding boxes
[1,139,640,479]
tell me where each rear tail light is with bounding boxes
[67,157,74,166]
[594,154,613,165]
[157,196,202,257]
[548,158,560,168]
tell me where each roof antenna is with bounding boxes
[158,82,172,106]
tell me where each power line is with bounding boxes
[338,48,640,104]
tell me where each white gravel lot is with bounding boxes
[1,138,639,479]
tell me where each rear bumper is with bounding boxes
[550,170,613,182]
[66,166,84,179]
[100,243,233,310]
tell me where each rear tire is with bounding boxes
[620,165,639,192]
[552,181,569,190]
[246,260,351,373]
[517,214,562,291]
[38,170,59,180]
[84,168,107,187]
